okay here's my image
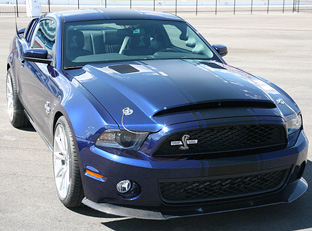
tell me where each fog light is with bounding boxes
[116,180,132,194]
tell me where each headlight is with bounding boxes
[95,129,149,150]
[285,113,302,135]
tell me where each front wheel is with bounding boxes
[53,116,84,207]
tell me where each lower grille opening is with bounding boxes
[159,168,289,204]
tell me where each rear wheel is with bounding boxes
[6,68,29,127]
[53,116,84,207]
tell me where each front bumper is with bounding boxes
[77,130,309,219]
[82,178,307,220]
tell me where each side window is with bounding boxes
[31,19,56,58]
[25,18,39,43]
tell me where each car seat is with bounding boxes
[66,30,92,60]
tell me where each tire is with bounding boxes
[6,68,29,128]
[53,116,84,208]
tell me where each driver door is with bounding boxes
[19,19,57,138]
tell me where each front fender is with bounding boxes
[49,74,118,147]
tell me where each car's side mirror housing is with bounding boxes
[23,48,52,64]
[212,44,228,57]
[18,28,26,35]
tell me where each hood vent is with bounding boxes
[109,64,139,74]
[153,100,276,117]
[200,62,226,69]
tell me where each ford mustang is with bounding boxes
[6,9,308,219]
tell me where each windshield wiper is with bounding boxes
[181,57,213,60]
[64,66,83,70]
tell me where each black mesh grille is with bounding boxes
[154,124,287,156]
[159,168,289,203]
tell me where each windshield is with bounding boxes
[63,19,220,69]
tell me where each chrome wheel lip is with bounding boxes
[53,124,70,200]
[6,73,14,122]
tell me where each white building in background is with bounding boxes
[26,0,41,16]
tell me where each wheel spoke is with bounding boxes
[55,136,66,156]
[60,167,68,191]
[58,126,64,140]
[7,82,12,93]
[7,77,13,95]
[7,76,12,89]
[62,136,68,154]
[7,99,13,110]
[59,127,68,153]
[7,94,13,101]
[8,110,13,119]
[7,87,12,97]
[55,165,65,177]
[54,151,66,161]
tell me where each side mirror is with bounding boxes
[212,44,228,57]
[23,49,52,64]
[18,28,25,35]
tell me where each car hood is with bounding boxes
[67,59,299,132]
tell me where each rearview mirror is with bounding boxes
[23,49,52,64]
[212,44,228,57]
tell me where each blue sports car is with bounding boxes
[7,9,308,219]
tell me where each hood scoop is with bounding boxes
[109,64,139,74]
[154,100,276,117]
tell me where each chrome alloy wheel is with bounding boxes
[53,123,70,200]
[6,73,14,122]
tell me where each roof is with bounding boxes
[55,8,184,23]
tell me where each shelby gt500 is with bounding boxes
[6,9,308,219]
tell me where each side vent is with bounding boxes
[109,64,139,74]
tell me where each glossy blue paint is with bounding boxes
[23,48,48,59]
[68,59,294,132]
[7,9,308,219]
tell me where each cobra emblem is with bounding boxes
[170,134,198,150]
[180,134,190,150]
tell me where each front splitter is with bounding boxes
[82,178,308,220]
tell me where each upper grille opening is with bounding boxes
[153,124,287,157]
[153,100,276,117]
